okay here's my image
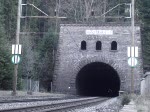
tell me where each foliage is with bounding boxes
[0,0,149,91]
[37,28,58,91]
[0,0,17,41]
[137,0,150,70]
[0,38,13,90]
[121,95,130,106]
[0,0,21,90]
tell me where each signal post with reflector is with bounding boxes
[12,44,22,64]
[127,46,138,67]
[127,45,138,94]
[11,44,22,95]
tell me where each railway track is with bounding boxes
[0,98,60,104]
[0,97,109,112]
[0,95,80,104]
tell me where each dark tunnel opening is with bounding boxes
[76,62,120,97]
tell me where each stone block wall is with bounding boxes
[53,24,143,94]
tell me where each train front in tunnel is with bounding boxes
[76,62,120,97]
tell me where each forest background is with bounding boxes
[0,0,149,91]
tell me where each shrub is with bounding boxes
[122,95,130,106]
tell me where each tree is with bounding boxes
[137,0,150,71]
[0,1,14,90]
[37,28,58,91]
[0,0,22,90]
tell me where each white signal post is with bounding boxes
[12,44,22,54]
[131,0,135,94]
[12,0,22,96]
[12,55,21,64]
[12,45,22,65]
[127,46,138,67]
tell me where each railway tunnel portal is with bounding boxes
[76,62,120,97]
[53,24,143,96]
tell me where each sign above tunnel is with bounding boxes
[86,30,113,35]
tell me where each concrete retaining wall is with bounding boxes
[141,72,150,96]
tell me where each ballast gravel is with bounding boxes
[0,97,97,110]
[72,97,122,112]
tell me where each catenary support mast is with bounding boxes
[12,0,22,96]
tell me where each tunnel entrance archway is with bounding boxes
[76,62,120,97]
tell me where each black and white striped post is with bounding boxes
[11,44,22,96]
[127,46,138,93]
[12,45,22,64]
[127,46,138,67]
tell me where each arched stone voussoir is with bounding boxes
[69,56,124,89]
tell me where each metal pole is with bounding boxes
[131,0,135,94]
[95,3,126,18]
[12,0,22,96]
[51,82,53,93]
[27,73,28,92]
[30,78,32,92]
[131,0,135,46]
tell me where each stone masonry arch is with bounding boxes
[69,56,125,95]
